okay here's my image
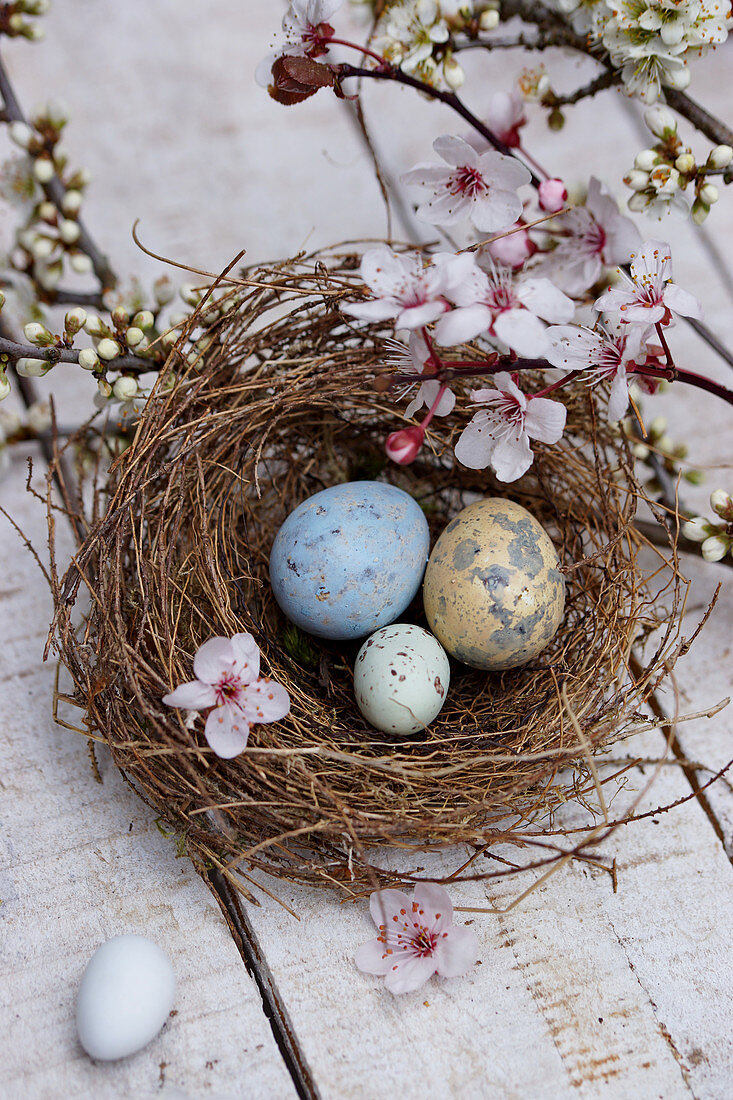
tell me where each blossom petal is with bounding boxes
[606,366,630,422]
[193,636,234,684]
[477,150,531,190]
[204,705,250,759]
[454,413,497,471]
[396,301,447,329]
[369,889,412,929]
[524,397,566,444]
[494,308,549,357]
[240,679,291,724]
[384,954,437,995]
[162,679,217,710]
[435,925,479,978]
[421,380,455,416]
[355,938,393,976]
[470,190,523,233]
[231,632,261,682]
[490,432,534,482]
[433,134,479,168]
[434,304,492,346]
[663,282,703,320]
[412,882,453,932]
[416,191,472,227]
[360,246,410,297]
[516,278,575,323]
[343,299,401,322]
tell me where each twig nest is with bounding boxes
[423,498,566,670]
[49,247,688,896]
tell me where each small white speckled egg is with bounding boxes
[354,623,450,735]
[76,934,176,1061]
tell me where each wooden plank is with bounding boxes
[0,464,297,1100]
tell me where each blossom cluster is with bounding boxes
[683,490,733,561]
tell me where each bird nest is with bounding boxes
[48,247,693,901]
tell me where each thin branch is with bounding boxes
[550,68,619,107]
[0,51,117,291]
[0,334,153,375]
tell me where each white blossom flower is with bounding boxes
[594,239,703,326]
[355,883,479,995]
[386,333,456,418]
[454,371,567,481]
[435,257,575,357]
[375,0,449,75]
[545,324,645,420]
[256,0,342,86]
[163,633,290,759]
[533,177,641,296]
[342,246,451,329]
[485,87,526,147]
[401,134,531,232]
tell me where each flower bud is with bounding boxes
[691,198,710,225]
[153,277,175,306]
[33,157,55,184]
[69,251,93,274]
[61,189,82,214]
[682,516,709,541]
[634,149,659,171]
[385,425,424,465]
[160,328,179,349]
[24,320,53,346]
[624,169,649,192]
[9,121,34,149]
[16,356,50,377]
[710,489,733,521]
[125,326,144,348]
[538,177,567,212]
[97,337,121,361]
[111,306,129,326]
[31,235,54,259]
[35,258,62,290]
[547,108,564,131]
[113,375,138,401]
[627,192,649,213]
[132,310,154,330]
[479,8,499,31]
[674,152,695,174]
[27,400,51,433]
[708,144,733,169]
[701,534,730,562]
[38,200,56,222]
[97,379,112,399]
[59,219,81,244]
[487,226,536,269]
[699,182,719,206]
[443,56,465,91]
[179,283,202,306]
[78,347,99,370]
[84,314,106,337]
[22,0,52,14]
[64,307,87,335]
[644,105,677,139]
[0,368,10,401]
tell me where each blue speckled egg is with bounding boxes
[269,481,430,641]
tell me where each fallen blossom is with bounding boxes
[401,134,531,232]
[534,176,641,296]
[256,0,342,87]
[594,239,703,327]
[545,323,645,421]
[435,256,575,358]
[342,246,450,330]
[454,371,566,482]
[163,633,290,759]
[355,883,479,995]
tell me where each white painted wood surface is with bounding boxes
[1,3,732,1098]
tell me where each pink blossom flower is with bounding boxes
[454,371,566,482]
[486,223,537,269]
[538,178,568,213]
[386,333,455,419]
[401,134,531,232]
[545,324,645,421]
[534,177,641,296]
[256,0,342,86]
[355,883,479,995]
[594,239,703,327]
[163,633,290,759]
[434,257,575,358]
[343,246,451,330]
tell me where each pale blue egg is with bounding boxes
[269,481,430,641]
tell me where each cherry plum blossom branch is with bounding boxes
[0,334,151,375]
[0,52,117,291]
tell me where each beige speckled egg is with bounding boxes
[423,498,565,671]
